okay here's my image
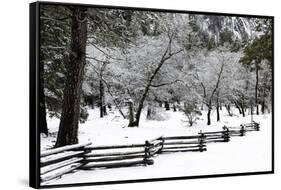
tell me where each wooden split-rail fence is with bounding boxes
[40,121,260,183]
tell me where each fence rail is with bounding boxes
[40,143,92,183]
[40,121,260,183]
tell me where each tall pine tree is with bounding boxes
[55,7,88,147]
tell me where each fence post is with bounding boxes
[81,145,91,166]
[159,137,165,154]
[240,125,245,136]
[144,141,153,166]
[254,122,260,131]
[199,133,205,152]
[223,127,230,142]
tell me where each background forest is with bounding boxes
[39,5,272,148]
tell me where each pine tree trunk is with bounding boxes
[39,58,48,135]
[55,8,87,148]
[255,67,259,115]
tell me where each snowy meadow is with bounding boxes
[41,107,272,185]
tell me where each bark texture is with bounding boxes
[55,8,87,147]
[39,58,48,135]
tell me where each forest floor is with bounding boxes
[41,106,272,185]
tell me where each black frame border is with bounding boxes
[29,1,274,189]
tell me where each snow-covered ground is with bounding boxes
[41,106,272,185]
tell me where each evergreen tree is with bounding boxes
[55,7,88,147]
[239,19,272,114]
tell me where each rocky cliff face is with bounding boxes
[190,15,262,45]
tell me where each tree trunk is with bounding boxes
[261,87,266,114]
[127,37,182,127]
[216,105,220,122]
[255,67,259,115]
[103,79,126,119]
[216,104,220,122]
[261,99,265,114]
[216,92,220,121]
[207,107,211,125]
[103,105,107,116]
[130,85,150,127]
[128,101,135,126]
[147,103,152,119]
[91,96,95,109]
[241,104,245,117]
[39,58,48,135]
[173,103,177,112]
[226,104,232,116]
[234,102,242,114]
[55,8,87,148]
[251,103,253,115]
[165,101,170,110]
[99,79,104,118]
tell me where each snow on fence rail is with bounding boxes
[159,135,207,153]
[81,142,154,169]
[81,135,208,170]
[40,142,92,183]
[226,121,260,137]
[40,121,260,183]
[198,128,230,143]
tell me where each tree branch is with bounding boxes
[151,79,184,88]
